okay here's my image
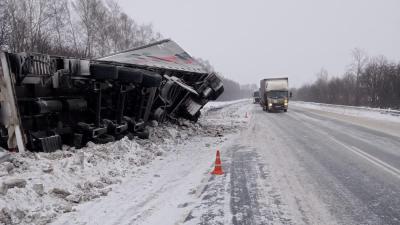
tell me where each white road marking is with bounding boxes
[329,137,400,180]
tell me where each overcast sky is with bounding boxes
[118,0,400,87]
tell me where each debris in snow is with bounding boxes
[4,162,14,174]
[77,152,85,168]
[0,147,11,164]
[178,119,192,127]
[11,158,23,168]
[1,178,27,194]
[54,204,73,213]
[41,164,53,173]
[81,192,100,202]
[166,128,178,139]
[100,177,114,185]
[32,184,45,196]
[65,194,82,203]
[98,187,112,196]
[0,208,12,225]
[92,180,105,189]
[51,188,71,198]
[14,209,26,222]
[177,202,189,208]
[34,214,56,225]
[0,162,14,177]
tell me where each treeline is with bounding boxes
[0,0,161,58]
[0,0,253,101]
[196,58,256,101]
[292,49,400,109]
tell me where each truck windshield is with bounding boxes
[267,91,287,98]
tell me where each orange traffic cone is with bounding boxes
[211,150,224,175]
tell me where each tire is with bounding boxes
[284,109,287,112]
[93,134,115,144]
[90,64,118,80]
[141,70,162,87]
[153,107,166,122]
[117,67,143,83]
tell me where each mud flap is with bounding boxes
[0,52,25,152]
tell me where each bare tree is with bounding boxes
[47,0,69,53]
[3,0,163,57]
[72,0,104,57]
[0,0,10,49]
[350,48,369,105]
[294,53,400,109]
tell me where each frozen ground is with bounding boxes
[2,100,400,225]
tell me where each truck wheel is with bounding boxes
[284,109,287,112]
[90,64,118,80]
[117,67,143,83]
[141,71,162,88]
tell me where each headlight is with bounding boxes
[268,103,272,107]
[284,99,288,105]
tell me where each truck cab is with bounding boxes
[259,78,289,112]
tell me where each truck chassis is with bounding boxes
[0,39,223,152]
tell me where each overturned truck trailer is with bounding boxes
[0,39,223,152]
[97,39,223,122]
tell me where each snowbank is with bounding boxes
[0,120,198,225]
[202,99,251,113]
[292,101,400,123]
[0,136,166,225]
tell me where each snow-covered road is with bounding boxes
[49,100,400,225]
